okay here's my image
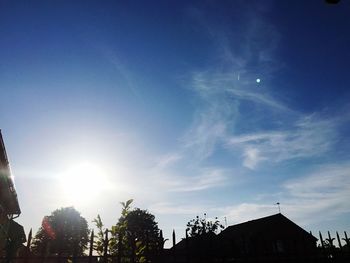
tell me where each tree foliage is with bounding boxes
[116,200,163,262]
[92,214,105,256]
[31,207,89,256]
[186,215,224,237]
[123,208,162,250]
[93,199,163,262]
[107,199,134,256]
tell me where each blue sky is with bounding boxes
[1,0,350,245]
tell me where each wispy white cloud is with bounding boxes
[179,3,295,165]
[227,114,338,169]
[217,162,350,226]
[155,153,183,169]
[218,203,278,225]
[148,162,350,241]
[183,37,340,170]
[149,202,208,215]
[242,147,266,170]
[144,2,349,236]
[288,166,350,222]
[283,163,350,215]
[182,112,232,160]
[227,87,291,112]
[94,43,142,100]
[191,71,290,112]
[150,166,229,193]
[150,1,343,205]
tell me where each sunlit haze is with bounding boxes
[58,162,111,206]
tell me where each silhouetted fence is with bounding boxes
[166,230,350,263]
[2,230,350,263]
[2,228,165,263]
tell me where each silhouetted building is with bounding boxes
[0,130,26,258]
[218,213,317,259]
[170,213,317,262]
[170,232,218,262]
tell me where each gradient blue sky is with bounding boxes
[1,0,350,246]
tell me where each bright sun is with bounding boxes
[59,162,110,206]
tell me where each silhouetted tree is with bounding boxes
[92,214,105,256]
[186,215,224,237]
[31,207,89,256]
[108,199,163,262]
[124,208,162,251]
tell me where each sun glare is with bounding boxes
[59,162,110,206]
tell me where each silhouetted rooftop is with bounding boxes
[219,213,317,241]
[0,129,21,215]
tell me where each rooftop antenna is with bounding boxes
[224,217,227,227]
[275,202,281,214]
